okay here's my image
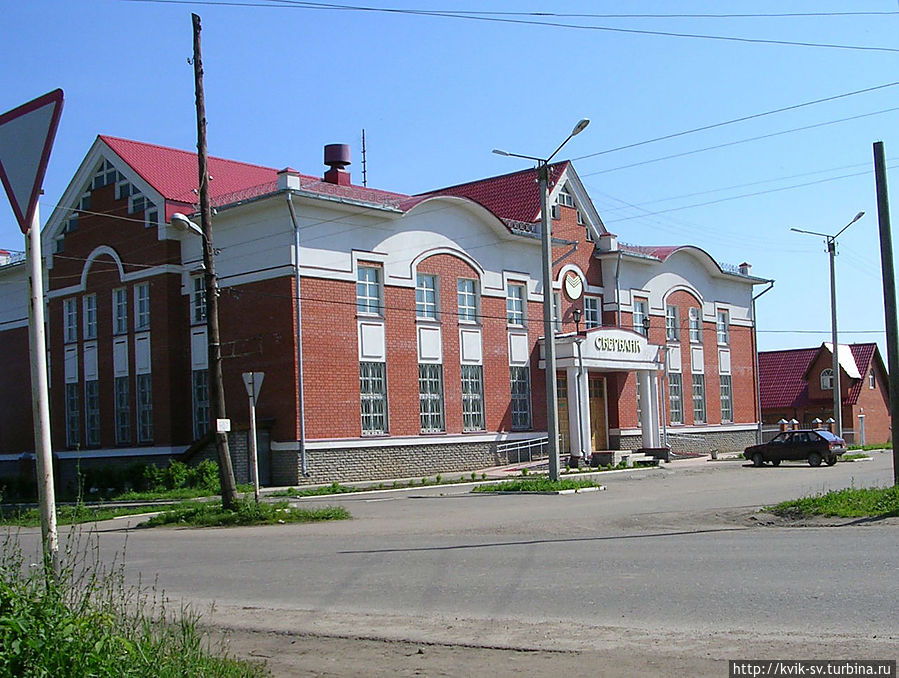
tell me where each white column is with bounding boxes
[566,367,589,461]
[639,370,653,449]
[648,370,662,448]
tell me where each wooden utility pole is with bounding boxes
[873,141,899,486]
[192,13,239,508]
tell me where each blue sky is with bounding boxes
[2,0,898,355]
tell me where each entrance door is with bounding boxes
[589,376,608,450]
[557,374,569,453]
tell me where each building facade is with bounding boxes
[0,136,767,486]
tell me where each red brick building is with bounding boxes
[758,343,890,445]
[0,136,768,485]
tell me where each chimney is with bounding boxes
[323,144,351,186]
[738,261,752,276]
[597,232,618,252]
[277,167,301,190]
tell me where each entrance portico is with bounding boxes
[540,327,664,463]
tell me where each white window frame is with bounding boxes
[553,292,562,332]
[83,294,98,341]
[65,382,80,448]
[113,288,128,335]
[92,159,118,190]
[461,364,485,432]
[720,374,733,423]
[506,283,526,326]
[360,361,388,435]
[416,273,438,320]
[136,373,153,443]
[689,307,701,344]
[584,296,601,329]
[418,363,445,433]
[717,310,730,345]
[633,298,648,336]
[84,379,100,447]
[510,366,531,431]
[192,276,207,325]
[192,369,210,438]
[692,373,706,424]
[820,368,834,391]
[114,375,131,445]
[668,372,683,425]
[356,266,383,316]
[870,370,876,389]
[64,298,78,344]
[457,278,479,324]
[135,283,150,330]
[666,304,680,342]
[557,184,574,207]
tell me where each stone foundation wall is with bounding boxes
[617,428,757,454]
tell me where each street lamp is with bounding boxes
[791,210,865,438]
[493,118,590,481]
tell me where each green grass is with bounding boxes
[770,484,899,519]
[272,482,365,498]
[143,499,350,527]
[471,477,602,493]
[110,484,253,502]
[840,453,872,461]
[0,503,170,527]
[0,533,268,677]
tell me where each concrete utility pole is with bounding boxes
[873,141,899,486]
[192,13,239,508]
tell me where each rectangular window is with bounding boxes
[83,294,97,340]
[553,292,562,332]
[92,159,118,189]
[416,274,438,320]
[869,370,876,389]
[114,376,131,445]
[65,383,80,448]
[557,184,574,207]
[192,276,207,324]
[418,363,445,433]
[115,178,133,201]
[461,364,485,432]
[457,278,479,323]
[636,376,642,422]
[717,310,730,345]
[666,304,680,342]
[192,369,210,438]
[720,374,733,423]
[668,373,683,425]
[689,307,701,343]
[135,283,150,330]
[356,266,382,316]
[360,362,388,435]
[506,283,526,326]
[692,373,706,424]
[64,298,78,344]
[84,380,100,447]
[584,296,601,329]
[510,366,531,430]
[136,373,153,443]
[633,298,648,336]
[113,288,129,335]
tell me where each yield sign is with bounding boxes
[0,89,64,234]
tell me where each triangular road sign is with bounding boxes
[0,89,64,234]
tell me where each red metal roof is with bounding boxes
[758,343,878,410]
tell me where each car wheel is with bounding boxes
[825,455,838,466]
[808,452,823,467]
[752,452,764,467]
[770,459,781,466]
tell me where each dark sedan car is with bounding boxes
[743,429,847,467]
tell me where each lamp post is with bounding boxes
[792,211,865,438]
[493,119,590,481]
[572,308,582,334]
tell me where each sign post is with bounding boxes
[0,90,64,569]
[242,372,264,502]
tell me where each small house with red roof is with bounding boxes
[758,343,890,445]
[0,135,768,486]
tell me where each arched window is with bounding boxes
[820,368,834,390]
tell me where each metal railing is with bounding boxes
[496,433,570,464]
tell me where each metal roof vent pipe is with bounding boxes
[323,144,351,186]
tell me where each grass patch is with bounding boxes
[272,482,364,498]
[0,533,268,677]
[143,499,350,527]
[769,484,899,519]
[0,503,167,527]
[471,477,602,493]
[841,453,872,462]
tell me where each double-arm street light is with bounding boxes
[493,118,590,481]
[792,210,865,438]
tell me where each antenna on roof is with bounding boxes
[361,128,367,188]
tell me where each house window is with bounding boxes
[688,308,701,343]
[83,294,97,340]
[136,373,153,443]
[717,310,730,345]
[64,298,78,344]
[115,178,133,201]
[633,299,648,336]
[668,373,683,425]
[820,368,834,391]
[92,159,117,189]
[584,296,601,329]
[418,363,445,433]
[457,278,479,323]
[636,376,642,422]
[720,375,733,423]
[553,292,562,332]
[416,273,438,320]
[65,383,80,448]
[114,376,131,445]
[557,184,574,207]
[506,283,526,326]
[510,366,531,430]
[356,266,382,316]
[84,380,100,447]
[461,365,485,432]
[692,374,706,424]
[870,370,876,389]
[135,283,150,330]
[113,288,129,335]
[666,304,680,342]
[192,276,207,324]
[360,362,388,435]
[192,369,210,438]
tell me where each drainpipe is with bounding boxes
[286,193,309,476]
[752,280,775,445]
